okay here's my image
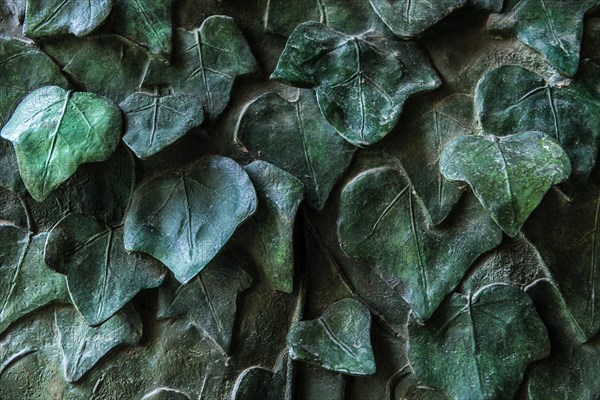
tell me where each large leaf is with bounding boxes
[121,92,204,159]
[0,228,68,335]
[124,155,257,284]
[392,93,473,225]
[368,0,467,38]
[408,284,550,400]
[287,298,375,375]
[0,86,122,202]
[0,36,68,129]
[23,0,112,38]
[45,213,166,326]
[157,254,252,352]
[487,0,597,76]
[239,161,304,293]
[475,65,600,190]
[54,305,142,382]
[337,166,502,320]
[143,15,258,122]
[271,22,441,146]
[440,131,571,237]
[236,89,355,209]
[104,0,173,59]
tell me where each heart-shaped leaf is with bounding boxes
[121,92,204,159]
[408,284,550,400]
[287,298,375,375]
[45,213,166,326]
[23,0,112,38]
[475,65,600,190]
[157,254,252,352]
[236,89,355,209]
[0,86,122,202]
[440,131,571,237]
[232,353,287,400]
[53,305,142,382]
[368,0,467,38]
[0,228,68,335]
[337,166,502,319]
[124,155,257,284]
[271,21,441,146]
[487,0,597,76]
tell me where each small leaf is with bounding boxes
[287,298,376,375]
[0,36,68,129]
[271,22,441,146]
[0,228,68,335]
[337,166,502,319]
[236,89,355,209]
[23,0,112,38]
[45,213,166,326]
[143,15,258,122]
[124,155,257,284]
[475,65,600,190]
[121,92,204,159]
[241,161,304,293]
[232,353,287,400]
[408,284,550,400]
[53,305,142,382]
[368,0,467,38]
[487,0,597,76]
[0,86,122,202]
[440,131,571,237]
[157,254,252,352]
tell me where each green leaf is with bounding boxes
[157,254,252,352]
[231,353,287,400]
[440,131,571,237]
[408,284,550,400]
[393,371,451,400]
[53,305,142,382]
[236,89,355,209]
[337,166,502,320]
[487,0,598,76]
[23,0,112,38]
[0,228,69,335]
[45,213,166,326]
[475,65,600,190]
[368,0,467,38]
[104,0,173,59]
[0,36,68,129]
[271,22,441,146]
[0,86,122,202]
[392,93,473,225]
[287,298,375,375]
[124,155,257,284]
[143,15,258,122]
[121,92,204,159]
[0,139,24,193]
[240,161,304,293]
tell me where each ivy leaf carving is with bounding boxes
[45,213,166,326]
[475,65,600,191]
[0,36,67,129]
[408,284,550,400]
[487,0,598,76]
[54,305,142,382]
[0,86,122,202]
[287,298,375,375]
[271,21,441,147]
[121,92,204,159]
[236,89,355,209]
[0,139,24,193]
[0,228,68,335]
[124,155,257,284]
[337,166,502,320]
[23,0,112,38]
[157,254,252,353]
[143,15,258,122]
[368,0,467,38]
[231,352,287,400]
[440,131,571,237]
